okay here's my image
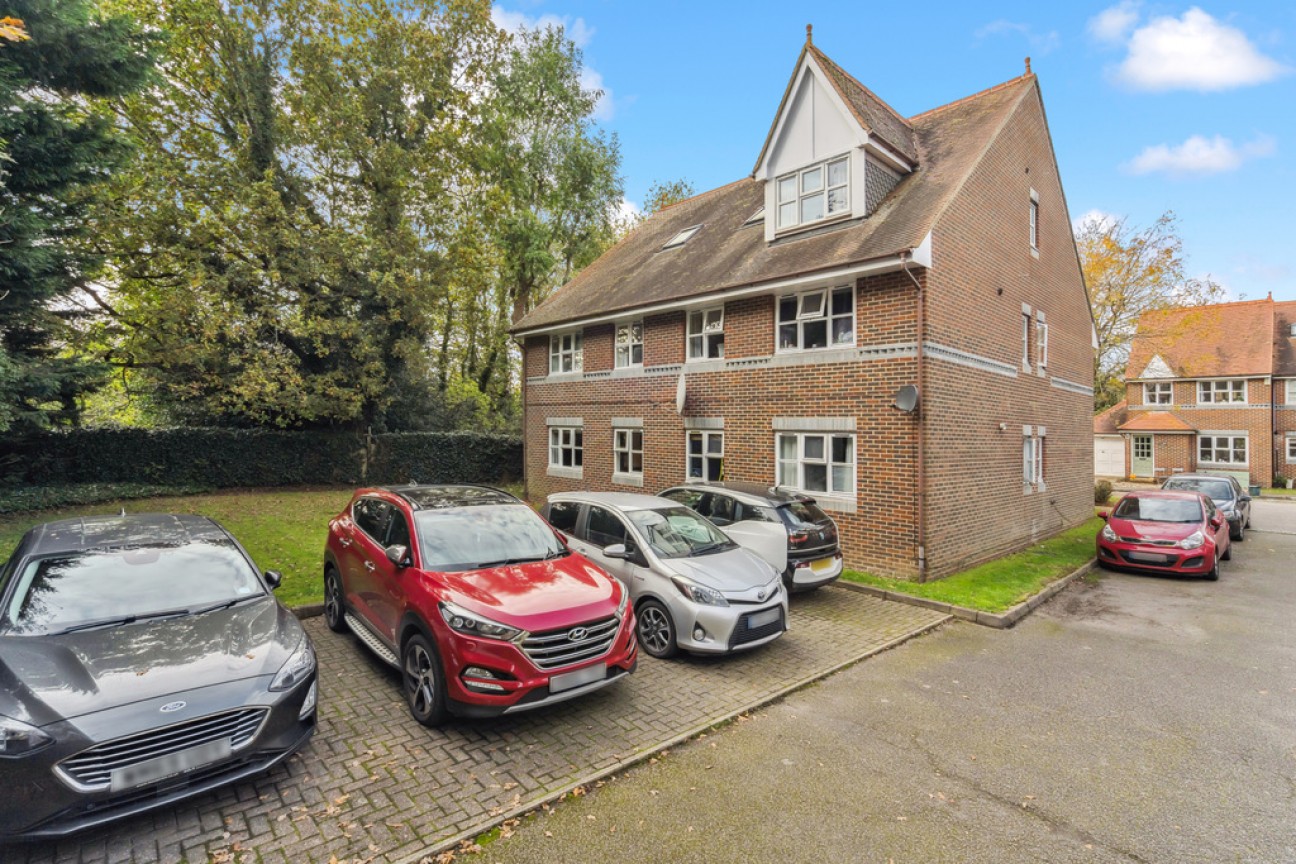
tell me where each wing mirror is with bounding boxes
[1097,511,1109,521]
[602,543,628,560]
[385,544,411,568]
[263,570,283,590]
[1238,495,1251,503]
[1209,515,1224,529]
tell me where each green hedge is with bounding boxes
[0,483,216,516]
[3,428,522,490]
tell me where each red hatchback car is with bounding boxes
[323,485,637,725]
[1097,489,1231,580]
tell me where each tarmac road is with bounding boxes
[473,525,1296,863]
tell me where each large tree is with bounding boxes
[1077,211,1224,412]
[0,0,154,433]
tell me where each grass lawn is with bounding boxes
[841,517,1102,614]
[1261,486,1296,497]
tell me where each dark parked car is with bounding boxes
[657,481,842,591]
[0,514,317,840]
[1160,473,1251,541]
[323,485,637,726]
[1097,490,1231,580]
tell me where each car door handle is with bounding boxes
[363,561,375,572]
[338,536,352,547]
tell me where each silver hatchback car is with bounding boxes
[542,492,787,659]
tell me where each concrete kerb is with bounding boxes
[385,613,951,864]
[836,558,1097,630]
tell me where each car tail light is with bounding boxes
[788,530,811,547]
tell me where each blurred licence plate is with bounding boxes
[1127,551,1171,563]
[549,664,606,693]
[810,557,836,574]
[110,737,231,791]
[747,608,781,629]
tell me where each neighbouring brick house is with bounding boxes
[512,35,1094,580]
[1111,296,1296,487]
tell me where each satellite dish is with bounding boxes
[675,373,687,415]
[892,384,919,413]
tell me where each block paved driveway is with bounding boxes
[12,587,945,864]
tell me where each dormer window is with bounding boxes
[776,156,849,230]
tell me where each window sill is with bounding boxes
[611,472,644,488]
[1030,247,1040,260]
[1198,462,1249,469]
[547,465,584,480]
[773,210,854,239]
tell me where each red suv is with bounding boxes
[323,485,637,725]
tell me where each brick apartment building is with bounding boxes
[512,35,1094,580]
[1104,297,1296,487]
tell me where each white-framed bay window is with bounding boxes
[776,155,849,230]
[776,432,856,497]
[1035,310,1048,372]
[1144,382,1173,405]
[614,320,643,368]
[1197,379,1245,404]
[777,286,854,351]
[687,307,725,360]
[549,331,583,375]
[1198,432,1247,466]
[687,430,724,482]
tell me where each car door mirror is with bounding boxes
[263,570,283,590]
[602,543,628,560]
[385,544,411,568]
[1098,511,1109,521]
[1239,495,1251,503]
[1209,515,1223,528]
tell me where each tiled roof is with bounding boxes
[513,68,1036,333]
[1274,300,1296,377]
[1118,412,1197,433]
[1093,400,1127,435]
[1126,299,1275,379]
[806,45,918,165]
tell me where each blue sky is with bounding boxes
[492,1,1296,303]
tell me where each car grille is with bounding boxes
[729,607,786,649]
[521,615,620,670]
[1119,536,1176,547]
[57,707,267,791]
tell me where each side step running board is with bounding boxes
[343,612,399,668]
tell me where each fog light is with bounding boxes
[462,666,508,693]
[693,626,706,641]
[298,680,317,720]
[464,666,498,679]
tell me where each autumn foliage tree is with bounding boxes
[1077,211,1224,411]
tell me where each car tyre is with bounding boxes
[402,632,449,727]
[636,599,679,659]
[1205,554,1221,581]
[323,566,347,633]
[1231,524,1244,542]
[1221,542,1232,561]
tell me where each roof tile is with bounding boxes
[1126,299,1275,379]
[1117,412,1197,433]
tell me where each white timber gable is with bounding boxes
[755,51,910,242]
[1140,354,1174,380]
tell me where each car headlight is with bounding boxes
[0,715,54,758]
[439,602,523,642]
[270,639,316,692]
[1177,530,1205,550]
[615,583,629,618]
[1101,524,1118,542]
[670,576,728,607]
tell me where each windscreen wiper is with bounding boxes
[189,594,263,617]
[55,607,191,635]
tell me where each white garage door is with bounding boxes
[1094,436,1124,477]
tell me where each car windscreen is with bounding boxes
[627,507,734,559]
[1163,479,1232,501]
[3,542,266,636]
[1112,497,1203,523]
[415,504,566,572]
[778,500,831,527]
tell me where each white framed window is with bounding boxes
[687,431,723,481]
[1022,425,1046,489]
[1198,433,1247,466]
[613,428,643,477]
[777,286,854,351]
[1287,435,1296,464]
[1036,312,1048,371]
[548,426,583,468]
[1144,382,1173,405]
[1021,311,1032,371]
[776,155,849,230]
[776,432,855,496]
[549,332,583,375]
[1029,190,1039,251]
[1285,379,1296,404]
[687,307,725,360]
[614,320,643,368]
[1197,380,1246,404]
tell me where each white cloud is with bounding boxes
[1115,7,1289,91]
[1124,133,1276,177]
[490,6,593,48]
[975,20,1060,55]
[1088,2,1140,44]
[579,67,614,123]
[615,197,640,224]
[1073,208,1121,233]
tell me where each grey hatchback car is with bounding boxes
[0,514,317,840]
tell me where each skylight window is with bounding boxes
[662,224,702,250]
[743,207,765,227]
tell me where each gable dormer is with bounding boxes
[753,34,917,243]
[1140,354,1174,379]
